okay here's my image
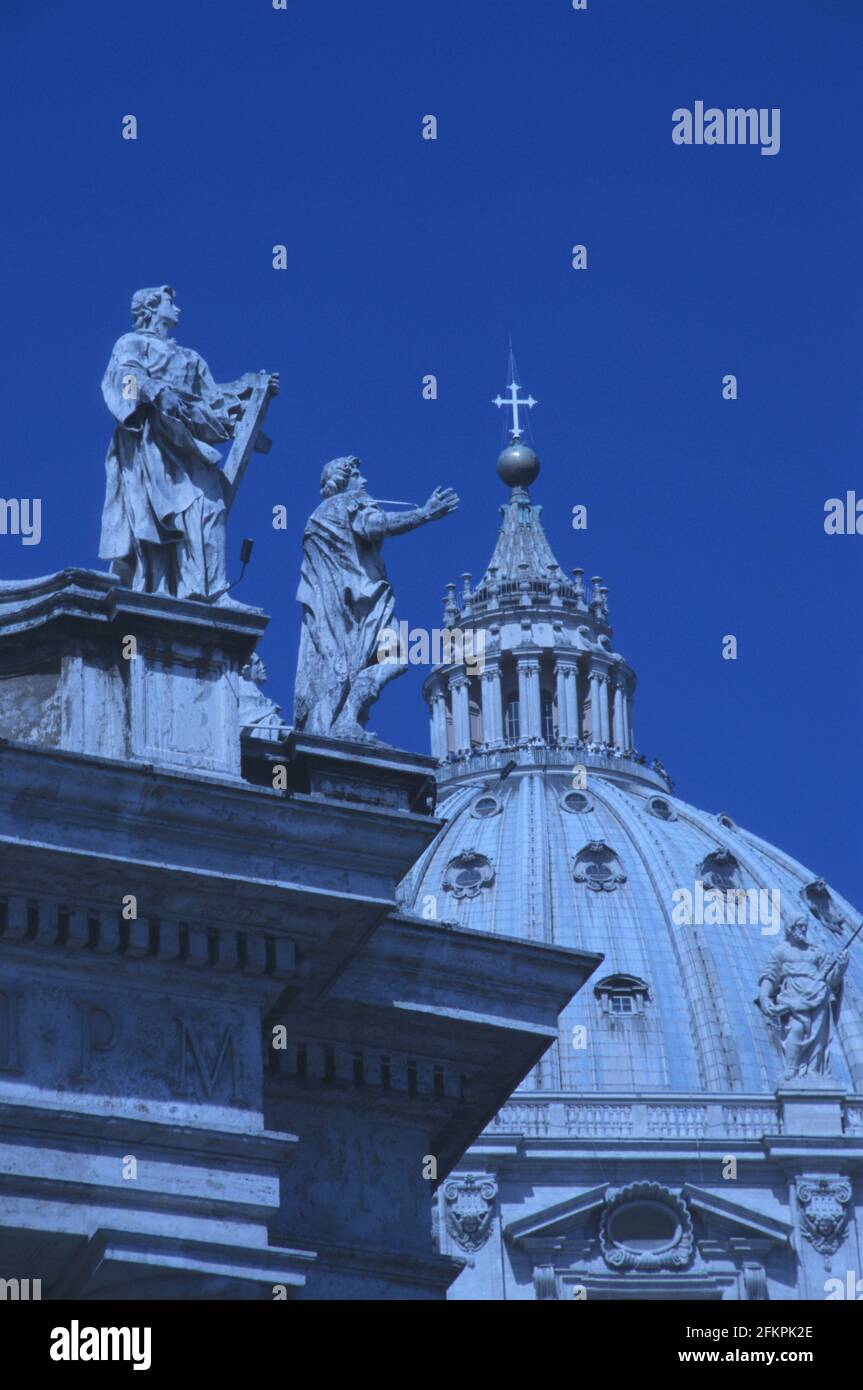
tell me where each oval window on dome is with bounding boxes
[607,1201,678,1253]
[647,796,676,822]
[471,793,501,819]
[561,790,593,814]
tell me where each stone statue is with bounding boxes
[756,917,848,1082]
[99,285,278,601]
[239,653,288,741]
[294,457,459,741]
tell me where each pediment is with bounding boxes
[506,1182,792,1254]
[505,1185,610,1245]
[682,1185,792,1245]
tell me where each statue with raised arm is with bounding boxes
[294,456,459,741]
[99,285,278,601]
[756,917,848,1082]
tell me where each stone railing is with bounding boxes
[484,1095,786,1141]
[466,578,593,617]
[436,743,668,790]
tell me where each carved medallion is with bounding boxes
[698,847,743,892]
[443,1174,498,1251]
[600,1182,694,1272]
[800,879,847,936]
[442,851,495,900]
[796,1176,852,1267]
[573,841,627,893]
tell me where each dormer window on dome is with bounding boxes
[594,974,650,1017]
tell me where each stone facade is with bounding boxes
[0,570,599,1299]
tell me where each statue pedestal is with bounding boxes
[0,569,267,778]
[284,730,437,815]
[775,1084,847,1137]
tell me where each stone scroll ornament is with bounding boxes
[99,285,278,603]
[756,917,850,1083]
[293,457,459,742]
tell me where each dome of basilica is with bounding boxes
[403,387,863,1103]
[401,759,863,1097]
[409,371,863,1302]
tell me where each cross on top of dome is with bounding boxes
[492,377,536,442]
[493,347,540,490]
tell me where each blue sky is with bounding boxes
[1,0,861,904]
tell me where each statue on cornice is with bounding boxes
[756,918,848,1082]
[294,457,458,741]
[239,653,287,742]
[99,285,278,601]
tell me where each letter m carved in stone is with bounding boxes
[175,1019,242,1103]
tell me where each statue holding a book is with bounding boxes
[99,284,277,602]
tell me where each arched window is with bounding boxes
[469,699,482,746]
[504,696,520,741]
[541,691,554,741]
